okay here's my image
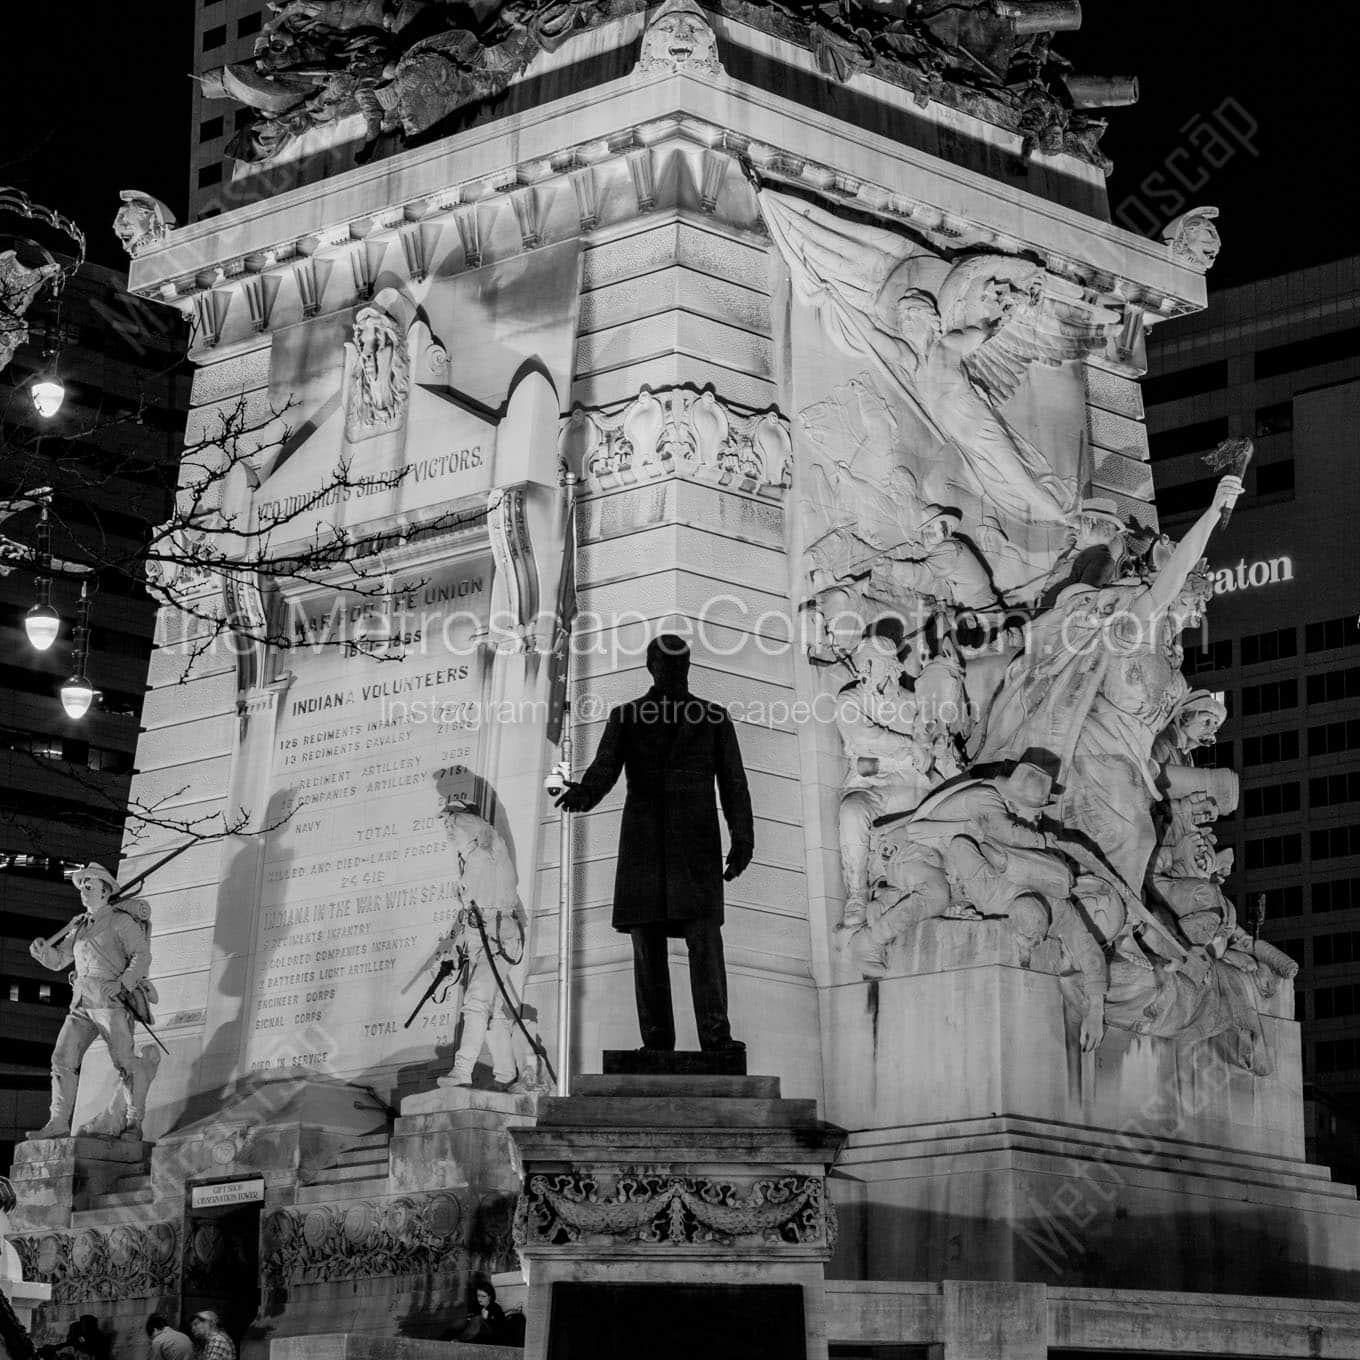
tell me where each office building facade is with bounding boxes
[1146,256,1360,1143]
[0,262,188,1162]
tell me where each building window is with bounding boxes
[1314,878,1360,913]
[1244,833,1302,870]
[1156,475,1222,519]
[1148,417,1230,463]
[1306,666,1360,706]
[1255,400,1294,436]
[1241,678,1297,716]
[1183,639,1232,673]
[202,22,227,49]
[238,12,263,37]
[1203,738,1234,769]
[1315,1038,1360,1073]
[1312,771,1360,808]
[198,162,224,188]
[1256,461,1295,497]
[199,115,225,141]
[1241,730,1300,766]
[1309,719,1360,757]
[1254,326,1360,381]
[1306,616,1360,654]
[1142,360,1228,407]
[1314,984,1360,1021]
[1254,884,1304,919]
[1311,826,1360,862]
[1314,931,1360,968]
[1240,627,1296,666]
[1244,782,1301,819]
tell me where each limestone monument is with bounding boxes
[556,633,753,1055]
[8,0,1360,1355]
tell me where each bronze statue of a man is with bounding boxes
[557,635,754,1053]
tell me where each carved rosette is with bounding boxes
[513,1172,832,1249]
[562,387,792,494]
[11,1221,180,1303]
[261,1192,465,1287]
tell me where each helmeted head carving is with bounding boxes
[113,191,176,258]
[936,256,1040,334]
[637,0,722,74]
[1163,207,1220,272]
[347,305,411,438]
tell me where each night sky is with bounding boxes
[3,1,1354,287]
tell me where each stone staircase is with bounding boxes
[297,1131,392,1204]
[75,1169,154,1223]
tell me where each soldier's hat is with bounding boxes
[1077,497,1124,528]
[72,862,120,894]
[995,755,1061,809]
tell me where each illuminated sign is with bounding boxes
[1212,555,1293,595]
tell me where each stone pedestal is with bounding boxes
[826,922,1360,1296]
[509,1074,845,1359]
[8,1136,152,1230]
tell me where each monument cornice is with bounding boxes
[131,67,1204,340]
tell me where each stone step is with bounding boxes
[537,1095,819,1129]
[75,1187,155,1219]
[329,1146,392,1169]
[309,1160,391,1185]
[296,1175,390,1205]
[343,1132,392,1151]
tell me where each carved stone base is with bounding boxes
[510,1073,845,1360]
[602,1047,748,1076]
[823,922,1360,1295]
[8,1135,152,1230]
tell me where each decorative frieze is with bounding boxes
[562,387,792,495]
[261,1193,466,1287]
[515,1172,834,1248]
[12,1222,180,1303]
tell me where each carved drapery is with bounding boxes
[514,1172,833,1248]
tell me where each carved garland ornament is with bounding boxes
[514,1172,832,1248]
[261,1192,465,1286]
[11,1222,180,1303]
[562,387,792,493]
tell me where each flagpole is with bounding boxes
[555,473,578,1096]
[556,702,573,1095]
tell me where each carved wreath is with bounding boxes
[12,1222,179,1303]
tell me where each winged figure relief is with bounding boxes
[759,189,1118,528]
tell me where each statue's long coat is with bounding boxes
[572,689,754,933]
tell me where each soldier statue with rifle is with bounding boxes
[27,862,159,1141]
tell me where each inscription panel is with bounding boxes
[239,556,493,1078]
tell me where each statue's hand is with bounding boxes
[1211,475,1243,517]
[723,840,754,882]
[1080,996,1106,1053]
[554,781,590,813]
[30,939,57,970]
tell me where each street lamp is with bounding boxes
[30,363,66,418]
[24,598,60,650]
[23,508,61,650]
[59,583,97,720]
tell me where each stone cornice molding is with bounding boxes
[132,64,1204,349]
